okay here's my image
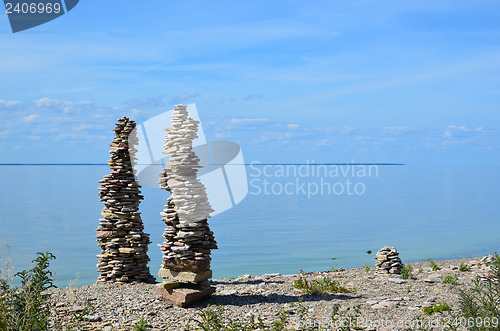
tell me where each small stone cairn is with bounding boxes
[156,105,218,307]
[96,117,154,283]
[375,246,403,275]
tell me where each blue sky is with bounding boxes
[1,0,499,164]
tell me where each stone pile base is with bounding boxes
[156,268,214,307]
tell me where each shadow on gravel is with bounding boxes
[212,279,285,285]
[190,293,361,308]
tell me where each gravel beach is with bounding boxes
[48,255,496,330]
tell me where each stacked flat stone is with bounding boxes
[156,105,218,307]
[96,117,154,283]
[375,246,403,274]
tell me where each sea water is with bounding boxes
[0,164,498,287]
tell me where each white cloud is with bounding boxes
[383,126,414,134]
[288,124,299,129]
[444,125,471,137]
[24,114,39,122]
[0,130,9,138]
[33,97,94,114]
[34,97,57,107]
[73,124,93,131]
[168,93,201,105]
[230,118,269,124]
[0,99,22,107]
[341,125,354,134]
[315,138,329,146]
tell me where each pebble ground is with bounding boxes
[48,256,496,330]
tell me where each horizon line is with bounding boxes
[0,162,406,166]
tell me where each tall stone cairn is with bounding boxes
[374,246,403,275]
[156,105,218,307]
[96,117,154,283]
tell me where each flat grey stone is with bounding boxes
[389,278,407,284]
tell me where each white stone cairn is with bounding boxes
[156,105,217,307]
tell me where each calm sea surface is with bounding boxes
[0,164,498,287]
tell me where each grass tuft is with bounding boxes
[459,262,471,272]
[442,274,458,285]
[401,264,414,280]
[423,302,451,315]
[293,274,353,295]
[426,254,441,271]
[133,317,149,331]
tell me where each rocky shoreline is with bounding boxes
[48,255,496,330]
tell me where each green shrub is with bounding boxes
[195,305,285,331]
[459,253,500,330]
[293,275,353,294]
[364,262,371,273]
[423,302,451,315]
[0,251,56,330]
[330,257,339,271]
[401,264,414,279]
[133,317,148,331]
[442,274,458,285]
[194,302,360,331]
[426,254,441,271]
[459,262,471,272]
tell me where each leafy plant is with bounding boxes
[426,254,441,271]
[364,262,371,273]
[194,305,280,331]
[442,274,458,285]
[194,301,360,331]
[423,302,451,315]
[133,317,149,331]
[459,262,471,272]
[330,257,339,271]
[330,303,360,331]
[401,264,414,280]
[293,275,353,295]
[0,251,56,330]
[459,252,500,330]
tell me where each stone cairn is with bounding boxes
[156,105,218,307]
[374,246,403,275]
[96,117,154,283]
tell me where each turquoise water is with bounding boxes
[0,165,498,287]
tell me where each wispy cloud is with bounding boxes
[23,114,39,122]
[444,125,472,138]
[168,93,201,105]
[243,94,263,101]
[125,96,166,109]
[0,99,22,107]
[230,118,269,124]
[383,126,414,134]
